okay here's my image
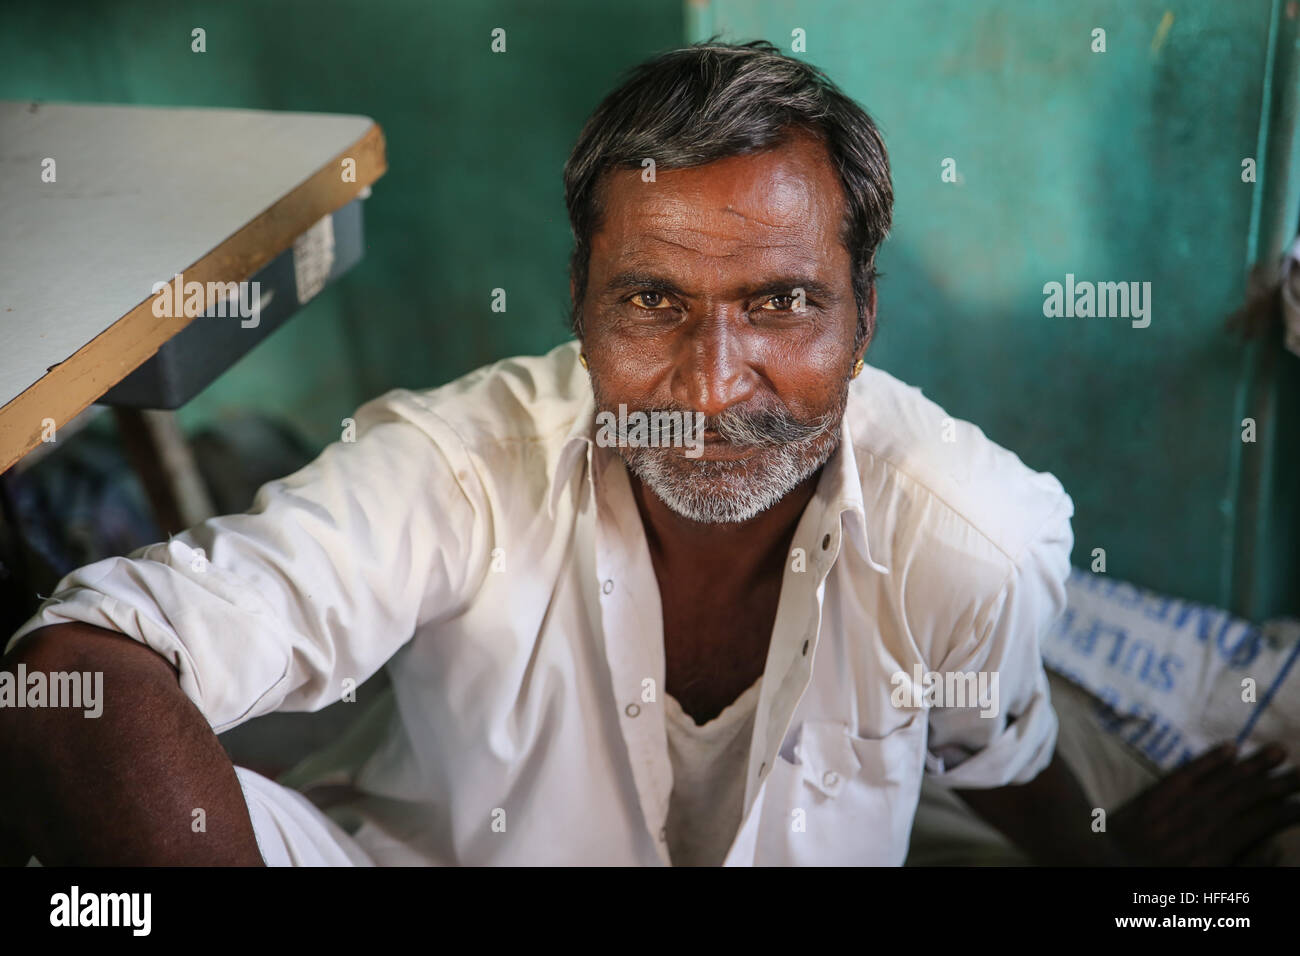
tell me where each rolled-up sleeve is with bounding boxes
[922,492,1074,789]
[4,390,490,734]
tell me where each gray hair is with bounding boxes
[563,38,893,348]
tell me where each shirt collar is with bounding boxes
[545,393,889,575]
[546,385,597,520]
[819,413,890,574]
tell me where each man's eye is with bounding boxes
[761,294,797,311]
[630,291,670,310]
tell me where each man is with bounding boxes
[3,40,1297,866]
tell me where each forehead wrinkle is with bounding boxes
[620,209,820,253]
[629,193,814,235]
[642,231,808,257]
[718,204,793,230]
[617,230,830,271]
[647,233,739,257]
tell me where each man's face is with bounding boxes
[577,131,870,524]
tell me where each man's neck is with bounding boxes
[625,464,826,724]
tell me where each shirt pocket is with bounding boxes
[753,714,926,866]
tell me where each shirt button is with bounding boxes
[602,579,614,594]
[823,770,839,789]
[821,533,831,550]
[625,702,641,718]
[801,639,810,656]
[758,761,767,778]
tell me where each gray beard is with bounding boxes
[618,419,843,524]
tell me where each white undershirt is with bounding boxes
[663,676,763,866]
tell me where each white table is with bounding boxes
[0,101,387,477]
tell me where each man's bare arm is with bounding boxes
[0,623,264,865]
[953,751,1127,865]
[956,742,1300,866]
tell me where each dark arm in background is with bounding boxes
[956,741,1300,865]
[954,751,1125,865]
[0,622,264,866]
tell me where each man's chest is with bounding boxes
[659,573,784,725]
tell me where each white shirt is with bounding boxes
[664,676,763,867]
[9,340,1071,866]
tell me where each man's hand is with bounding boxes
[1109,741,1300,866]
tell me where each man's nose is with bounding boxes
[670,318,756,417]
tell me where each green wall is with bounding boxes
[0,0,684,447]
[3,0,1295,617]
[692,0,1300,618]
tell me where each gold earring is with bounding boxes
[852,357,865,378]
[578,352,588,369]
